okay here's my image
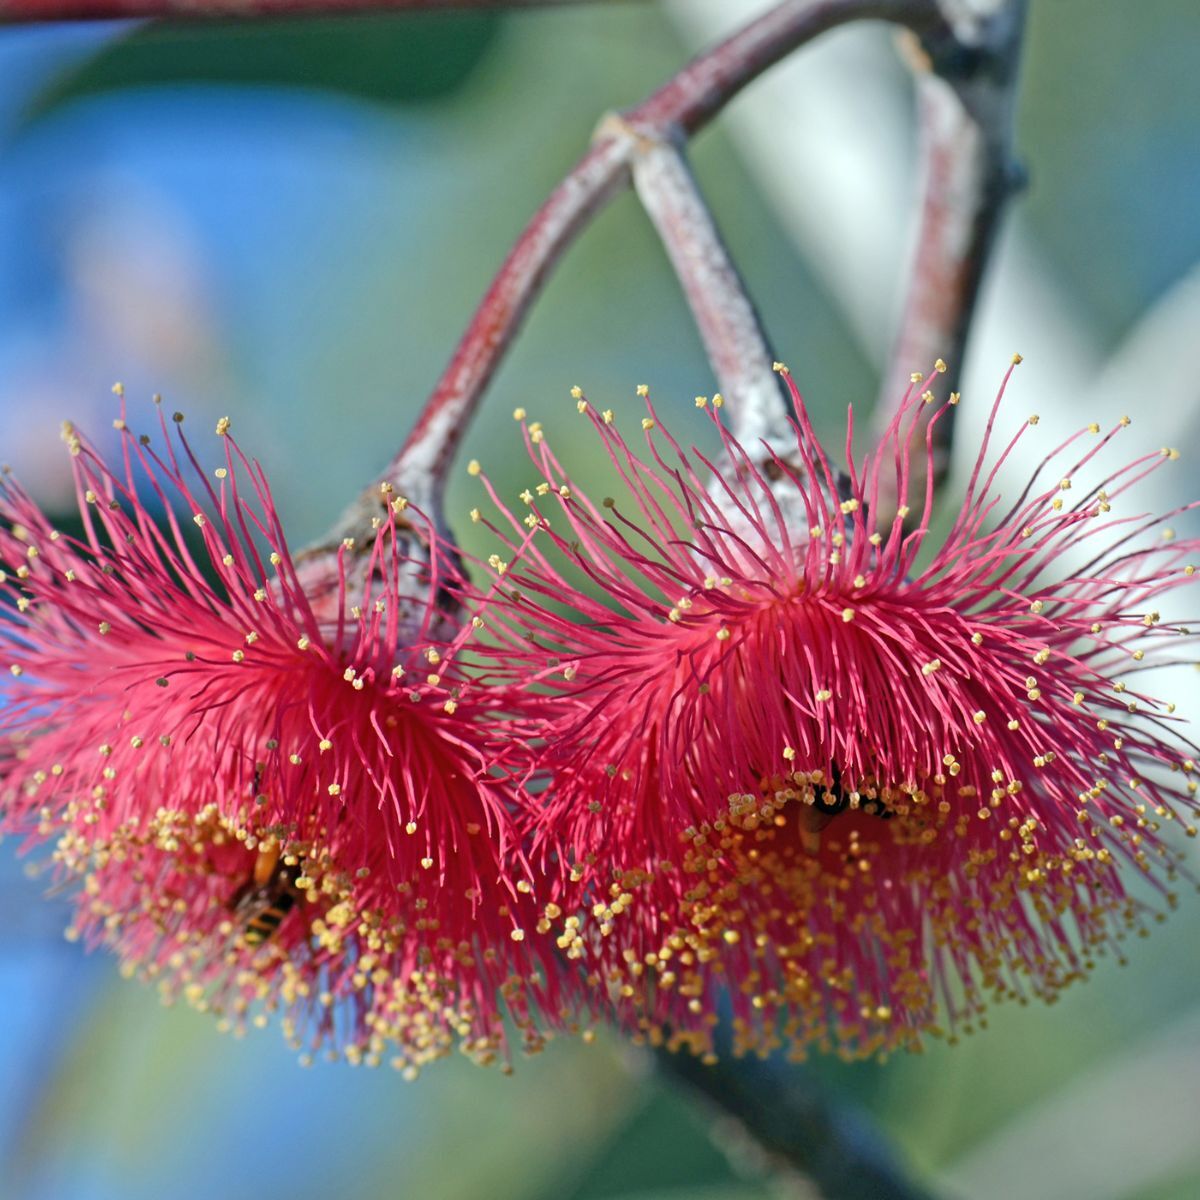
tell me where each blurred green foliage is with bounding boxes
[20,12,502,121]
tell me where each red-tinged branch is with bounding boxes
[0,0,601,22]
[625,122,787,444]
[382,134,633,520]
[382,0,955,519]
[633,0,948,138]
[872,2,1028,524]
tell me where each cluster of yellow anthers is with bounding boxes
[577,771,1169,1065]
[36,790,560,1074]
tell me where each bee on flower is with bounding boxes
[0,393,567,1074]
[474,361,1200,1062]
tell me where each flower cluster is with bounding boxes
[474,362,1200,1061]
[3,359,1198,1072]
[0,398,570,1073]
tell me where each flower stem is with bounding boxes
[625,121,789,444]
[871,0,1029,525]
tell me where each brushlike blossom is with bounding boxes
[477,362,1200,1061]
[0,395,565,1073]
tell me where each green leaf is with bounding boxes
[21,11,501,125]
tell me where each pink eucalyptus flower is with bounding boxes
[0,396,564,1073]
[477,362,1200,1061]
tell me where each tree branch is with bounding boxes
[657,1047,938,1200]
[0,0,604,22]
[379,133,634,521]
[871,0,1028,525]
[381,0,952,516]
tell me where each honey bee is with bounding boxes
[797,783,852,854]
[229,843,300,946]
[796,770,893,854]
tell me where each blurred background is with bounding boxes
[1,2,1199,1198]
